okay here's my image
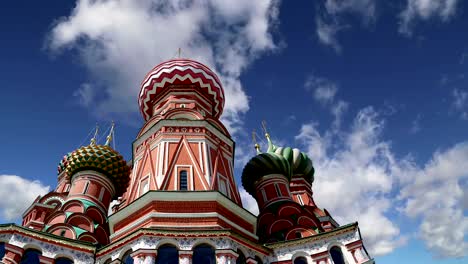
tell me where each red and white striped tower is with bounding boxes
[109,58,253,242]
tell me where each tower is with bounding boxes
[108,58,257,248]
[21,126,130,245]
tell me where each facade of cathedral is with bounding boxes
[0,59,374,264]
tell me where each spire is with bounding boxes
[262,120,276,152]
[90,124,99,145]
[252,130,261,154]
[178,47,182,58]
[105,121,115,146]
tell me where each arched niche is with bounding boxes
[121,249,134,264]
[55,257,74,264]
[329,246,346,264]
[156,244,178,264]
[192,244,215,264]
[20,248,42,264]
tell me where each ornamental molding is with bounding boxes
[0,227,94,264]
[97,233,264,264]
[134,120,233,155]
[267,226,360,262]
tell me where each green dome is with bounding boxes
[274,147,314,183]
[66,144,131,197]
[242,152,291,196]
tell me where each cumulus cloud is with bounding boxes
[47,0,280,132]
[399,0,460,36]
[296,107,405,256]
[399,143,468,257]
[296,104,468,257]
[315,0,376,52]
[0,175,50,221]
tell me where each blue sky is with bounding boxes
[0,0,467,263]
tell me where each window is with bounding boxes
[98,187,105,201]
[55,258,73,264]
[179,170,188,190]
[20,249,41,264]
[294,257,307,264]
[274,184,282,196]
[83,181,89,194]
[236,250,246,264]
[330,246,345,264]
[0,242,5,260]
[297,195,304,205]
[192,244,215,264]
[140,178,149,195]
[219,178,229,197]
[60,230,66,237]
[122,250,134,264]
[295,231,302,238]
[254,256,263,264]
[156,244,178,264]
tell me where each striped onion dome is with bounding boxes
[65,144,131,197]
[138,59,225,121]
[242,152,292,196]
[273,147,315,183]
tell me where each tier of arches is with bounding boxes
[0,244,74,264]
[106,243,263,264]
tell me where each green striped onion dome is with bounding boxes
[57,153,71,175]
[242,152,292,196]
[273,147,315,183]
[66,144,131,197]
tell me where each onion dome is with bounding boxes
[65,144,131,197]
[57,153,71,175]
[273,147,315,183]
[242,152,292,196]
[138,59,225,121]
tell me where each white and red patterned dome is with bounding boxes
[138,59,225,121]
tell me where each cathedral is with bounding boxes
[0,58,374,264]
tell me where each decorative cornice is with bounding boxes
[265,222,358,249]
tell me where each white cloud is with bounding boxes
[296,107,404,256]
[73,83,95,107]
[398,143,468,257]
[239,186,259,216]
[305,75,348,129]
[0,175,50,221]
[316,17,342,53]
[47,0,280,132]
[296,104,468,258]
[399,0,460,36]
[410,114,422,134]
[452,88,468,119]
[315,0,376,52]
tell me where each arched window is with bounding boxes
[179,170,188,190]
[192,244,215,264]
[20,249,41,264]
[236,250,246,264]
[122,250,134,264]
[156,244,178,264]
[294,256,308,264]
[254,256,263,264]
[55,257,73,264]
[0,242,5,260]
[330,246,345,264]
